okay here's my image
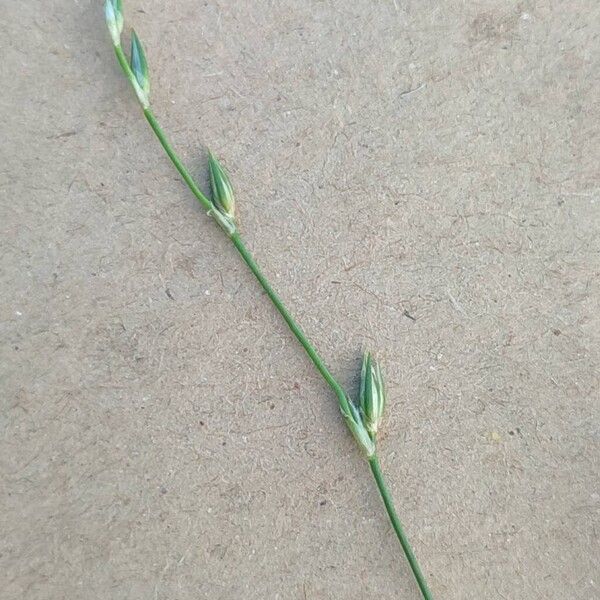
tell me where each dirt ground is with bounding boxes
[1,1,599,599]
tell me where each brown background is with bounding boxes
[1,1,599,598]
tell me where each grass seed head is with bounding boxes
[360,351,386,435]
[208,152,236,220]
[130,29,150,108]
[104,0,124,46]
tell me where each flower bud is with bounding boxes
[130,29,150,108]
[104,0,124,46]
[340,397,376,458]
[208,152,235,220]
[359,352,386,435]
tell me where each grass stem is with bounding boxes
[369,454,434,600]
[111,65,433,596]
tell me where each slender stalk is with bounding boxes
[369,455,434,600]
[113,59,431,595]
[113,44,131,81]
[134,109,351,412]
[113,45,214,212]
[230,233,350,412]
[143,108,214,213]
[113,47,349,411]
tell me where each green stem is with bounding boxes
[369,455,434,600]
[113,44,131,80]
[143,109,214,213]
[116,45,347,411]
[123,80,350,410]
[113,46,214,212]
[230,233,350,413]
[111,47,431,593]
